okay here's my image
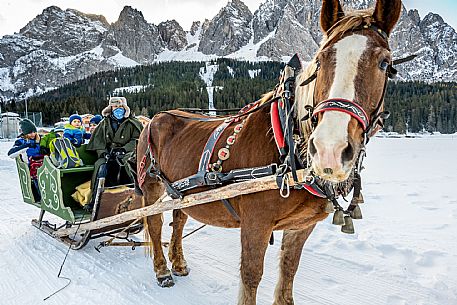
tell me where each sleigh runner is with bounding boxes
[16,145,143,249]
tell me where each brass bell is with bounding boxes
[350,205,363,219]
[324,200,334,213]
[356,192,364,204]
[332,210,345,225]
[341,216,355,234]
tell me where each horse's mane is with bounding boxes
[322,10,374,50]
[258,91,275,105]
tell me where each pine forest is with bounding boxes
[4,59,456,134]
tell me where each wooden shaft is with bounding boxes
[53,170,309,238]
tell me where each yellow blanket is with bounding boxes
[71,181,92,206]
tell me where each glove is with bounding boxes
[111,147,126,156]
[99,151,109,159]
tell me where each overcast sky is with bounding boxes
[0,0,456,38]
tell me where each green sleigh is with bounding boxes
[15,145,143,249]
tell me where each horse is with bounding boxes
[136,0,402,304]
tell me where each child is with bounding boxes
[8,119,41,161]
[89,114,102,134]
[8,119,43,201]
[64,114,90,147]
[39,126,64,155]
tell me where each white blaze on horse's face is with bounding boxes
[310,34,368,182]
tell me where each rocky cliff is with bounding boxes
[0,0,455,100]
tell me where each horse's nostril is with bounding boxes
[323,168,333,175]
[309,138,317,156]
[342,142,354,163]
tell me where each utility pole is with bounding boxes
[0,96,3,139]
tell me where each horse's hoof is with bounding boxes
[172,266,190,277]
[157,274,175,288]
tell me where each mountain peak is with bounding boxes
[198,0,253,56]
[0,1,456,101]
[118,6,146,23]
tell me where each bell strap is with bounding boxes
[198,119,234,172]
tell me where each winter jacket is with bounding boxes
[39,131,59,155]
[63,124,90,147]
[87,116,143,158]
[8,137,41,161]
[87,116,143,188]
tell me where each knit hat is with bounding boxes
[101,97,130,118]
[69,114,82,124]
[89,114,103,125]
[53,126,65,133]
[19,118,37,136]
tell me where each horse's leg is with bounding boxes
[273,225,316,305]
[168,209,189,276]
[143,185,174,287]
[238,222,273,305]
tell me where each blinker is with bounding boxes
[380,111,390,120]
[300,105,314,121]
[387,65,397,79]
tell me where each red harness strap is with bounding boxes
[138,122,153,188]
[271,101,285,151]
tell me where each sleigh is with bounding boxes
[16,145,144,249]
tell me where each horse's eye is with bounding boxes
[379,59,389,71]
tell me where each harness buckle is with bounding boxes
[279,175,290,198]
[304,175,315,185]
[356,147,366,173]
[206,172,220,183]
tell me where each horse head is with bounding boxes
[297,0,402,184]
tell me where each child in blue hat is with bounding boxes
[64,114,91,147]
[89,114,103,133]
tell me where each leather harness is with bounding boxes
[137,23,416,224]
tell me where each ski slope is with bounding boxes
[0,136,456,305]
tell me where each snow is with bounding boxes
[199,62,219,115]
[107,52,139,68]
[155,19,274,63]
[112,85,151,95]
[227,66,235,77]
[0,136,457,305]
[0,68,15,92]
[225,21,275,62]
[50,55,78,72]
[248,69,261,78]
[89,45,104,56]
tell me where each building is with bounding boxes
[1,112,20,139]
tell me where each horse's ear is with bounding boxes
[372,0,402,36]
[320,0,345,34]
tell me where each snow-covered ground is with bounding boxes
[0,137,456,305]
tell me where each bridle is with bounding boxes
[272,23,416,230]
[300,24,396,146]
